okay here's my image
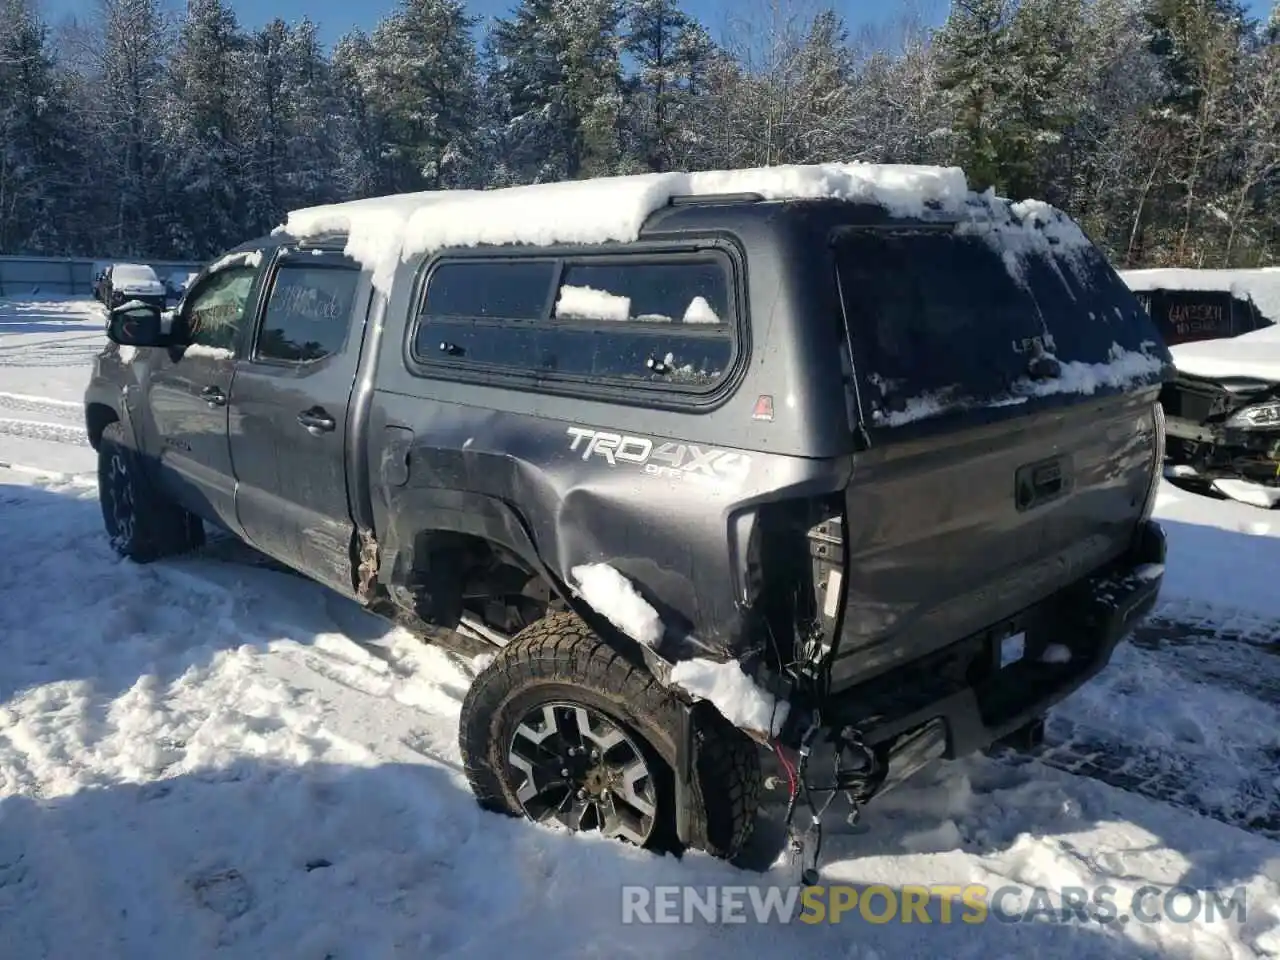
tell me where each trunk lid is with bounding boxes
[826,215,1171,690]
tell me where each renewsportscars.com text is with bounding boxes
[620,883,1248,927]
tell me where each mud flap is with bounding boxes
[673,697,694,845]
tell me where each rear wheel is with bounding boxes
[98,421,204,562]
[459,611,761,860]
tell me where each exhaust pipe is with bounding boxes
[875,719,947,797]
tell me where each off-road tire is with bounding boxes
[459,610,762,861]
[98,421,204,562]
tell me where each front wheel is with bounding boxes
[458,611,762,860]
[98,421,204,562]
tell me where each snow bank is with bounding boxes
[1169,322,1280,381]
[1122,267,1280,326]
[569,563,663,648]
[668,658,789,738]
[279,163,978,293]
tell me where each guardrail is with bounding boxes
[0,255,205,297]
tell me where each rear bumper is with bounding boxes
[815,520,1166,760]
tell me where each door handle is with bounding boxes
[297,408,336,435]
[200,385,226,407]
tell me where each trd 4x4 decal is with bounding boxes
[565,427,751,487]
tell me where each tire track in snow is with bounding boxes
[0,392,83,423]
[0,418,89,447]
[1004,612,1280,841]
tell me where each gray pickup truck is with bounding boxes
[84,167,1172,871]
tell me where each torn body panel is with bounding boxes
[365,387,851,685]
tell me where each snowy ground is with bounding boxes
[1,296,1279,958]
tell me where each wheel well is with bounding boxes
[405,531,568,636]
[85,403,119,451]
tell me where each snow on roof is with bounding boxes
[276,163,1061,294]
[207,250,263,274]
[1170,323,1280,381]
[1122,267,1280,326]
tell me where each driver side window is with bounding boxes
[183,265,259,353]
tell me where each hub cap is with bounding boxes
[507,701,658,846]
[106,451,135,547]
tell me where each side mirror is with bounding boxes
[106,301,168,348]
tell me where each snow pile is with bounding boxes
[668,658,789,738]
[555,285,630,321]
[280,190,475,293]
[1122,267,1280,326]
[570,563,663,648]
[1211,477,1280,509]
[683,296,721,324]
[280,163,977,293]
[1169,322,1280,381]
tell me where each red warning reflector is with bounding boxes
[752,395,775,421]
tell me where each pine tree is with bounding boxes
[165,0,248,255]
[331,29,387,196]
[935,0,1083,198]
[622,0,706,171]
[489,0,623,182]
[0,0,81,254]
[94,0,169,255]
[367,0,482,191]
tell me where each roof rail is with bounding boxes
[667,192,765,207]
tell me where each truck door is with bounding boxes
[144,255,265,534]
[226,247,369,597]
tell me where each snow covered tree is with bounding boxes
[91,0,170,255]
[488,0,624,182]
[0,0,82,254]
[935,0,1084,198]
[164,0,248,255]
[365,0,482,191]
[622,0,712,172]
[1141,0,1252,262]
[240,17,342,232]
[331,29,387,197]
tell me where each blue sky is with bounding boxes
[35,0,1274,49]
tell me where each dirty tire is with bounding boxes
[98,421,204,562]
[459,611,761,861]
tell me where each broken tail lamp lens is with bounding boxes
[1225,401,1280,430]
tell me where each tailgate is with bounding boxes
[826,216,1169,690]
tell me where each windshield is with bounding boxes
[114,264,159,284]
[834,225,1169,426]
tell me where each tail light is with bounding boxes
[1140,401,1166,522]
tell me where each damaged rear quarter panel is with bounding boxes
[366,389,849,663]
[364,208,859,666]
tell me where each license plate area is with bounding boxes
[998,631,1026,669]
